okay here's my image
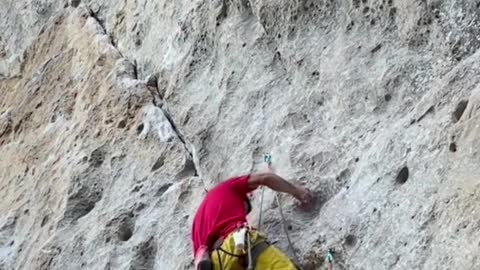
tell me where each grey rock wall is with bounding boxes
[1,0,479,269]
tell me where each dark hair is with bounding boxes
[245,197,252,214]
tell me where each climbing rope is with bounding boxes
[198,177,208,193]
[275,193,302,268]
[246,229,254,270]
[257,154,271,230]
[257,186,265,230]
[260,153,303,270]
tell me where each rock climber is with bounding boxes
[191,173,313,270]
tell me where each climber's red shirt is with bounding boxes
[191,175,256,255]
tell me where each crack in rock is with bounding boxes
[83,5,199,179]
[148,87,200,178]
[86,6,121,56]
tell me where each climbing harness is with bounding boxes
[260,153,303,270]
[212,224,270,270]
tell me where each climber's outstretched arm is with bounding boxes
[248,173,313,204]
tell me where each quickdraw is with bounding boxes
[326,248,335,270]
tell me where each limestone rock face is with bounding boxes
[1,1,480,269]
